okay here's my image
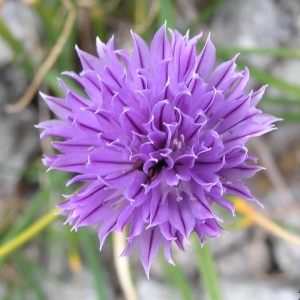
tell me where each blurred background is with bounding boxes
[0,0,299,299]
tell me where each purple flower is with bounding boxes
[37,24,278,276]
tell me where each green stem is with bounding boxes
[0,208,59,257]
[193,236,222,300]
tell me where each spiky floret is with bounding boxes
[37,23,279,276]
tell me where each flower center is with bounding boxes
[147,160,167,180]
[172,134,185,152]
[132,159,167,181]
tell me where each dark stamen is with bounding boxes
[133,159,167,182]
[132,159,144,171]
[147,160,167,180]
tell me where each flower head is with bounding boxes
[37,24,278,276]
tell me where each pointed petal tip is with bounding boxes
[169,260,175,266]
[184,237,191,245]
[247,196,264,209]
[130,28,138,38]
[95,36,101,43]
[234,53,240,60]
[39,91,46,98]
[232,208,236,217]
[66,179,72,186]
[144,266,151,279]
[99,240,105,251]
[256,200,265,209]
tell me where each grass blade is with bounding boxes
[246,64,300,97]
[198,0,226,24]
[261,97,300,106]
[193,236,222,300]
[271,113,300,122]
[0,19,24,57]
[0,187,50,245]
[157,0,175,29]
[160,253,194,300]
[0,208,59,258]
[218,47,300,58]
[15,254,45,300]
[78,228,107,300]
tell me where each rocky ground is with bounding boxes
[0,0,299,299]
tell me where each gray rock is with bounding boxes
[44,268,99,300]
[0,0,41,66]
[210,0,287,69]
[221,278,296,300]
[0,107,39,198]
[211,0,293,47]
[275,241,300,279]
[137,279,182,300]
[212,230,263,277]
[0,1,41,198]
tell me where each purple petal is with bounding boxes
[98,205,125,249]
[36,120,74,139]
[250,85,267,107]
[127,207,145,239]
[163,240,175,265]
[226,68,250,101]
[218,163,263,179]
[52,135,100,153]
[139,228,164,278]
[150,23,171,64]
[131,31,151,69]
[168,194,195,239]
[149,187,169,226]
[223,180,258,202]
[208,56,237,90]
[125,172,148,206]
[47,153,88,173]
[159,221,176,241]
[117,204,136,232]
[196,34,216,79]
[41,92,71,119]
[76,45,103,73]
